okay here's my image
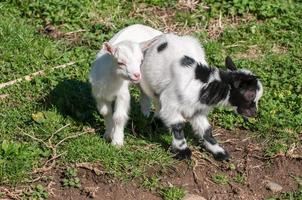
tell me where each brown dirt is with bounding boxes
[160,129,302,200]
[235,45,262,59]
[45,168,160,200]
[1,129,300,200]
[39,24,86,44]
[51,129,300,200]
[271,44,288,54]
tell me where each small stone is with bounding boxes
[183,194,207,200]
[265,181,283,192]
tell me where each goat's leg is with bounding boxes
[139,86,152,117]
[159,102,191,159]
[150,97,165,130]
[111,89,130,147]
[96,99,113,141]
[189,115,229,161]
[170,122,192,159]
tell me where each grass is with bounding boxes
[212,173,229,185]
[0,0,302,199]
[159,186,186,200]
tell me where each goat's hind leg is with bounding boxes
[96,99,113,141]
[189,115,229,161]
[159,102,191,159]
[170,122,192,160]
[139,86,152,117]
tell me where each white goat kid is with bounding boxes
[140,34,263,161]
[89,24,162,147]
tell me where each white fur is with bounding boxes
[140,34,263,158]
[139,34,224,153]
[140,34,212,124]
[255,80,263,108]
[172,137,188,150]
[89,24,162,146]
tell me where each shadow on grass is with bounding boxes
[46,79,97,125]
[44,79,173,148]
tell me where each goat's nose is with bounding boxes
[133,73,141,80]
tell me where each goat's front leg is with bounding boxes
[189,115,229,161]
[111,88,130,147]
[96,99,113,141]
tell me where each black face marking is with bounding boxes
[180,56,195,67]
[199,81,229,105]
[171,123,185,140]
[203,127,217,145]
[228,73,259,117]
[195,64,214,83]
[219,70,231,83]
[157,42,168,52]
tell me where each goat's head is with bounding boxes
[225,56,263,118]
[102,38,158,83]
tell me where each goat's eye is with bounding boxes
[117,61,126,66]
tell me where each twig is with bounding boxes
[0,94,9,100]
[220,138,238,144]
[219,11,222,28]
[26,175,47,183]
[191,155,203,193]
[193,149,220,168]
[20,125,87,174]
[19,128,49,148]
[76,163,104,175]
[64,29,87,35]
[49,123,71,144]
[43,152,66,167]
[0,61,77,89]
[47,181,56,197]
[0,187,22,200]
[55,131,87,147]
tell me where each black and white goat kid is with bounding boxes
[140,34,263,161]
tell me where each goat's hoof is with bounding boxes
[111,139,124,148]
[142,110,151,118]
[213,151,230,161]
[173,148,192,160]
[103,133,111,142]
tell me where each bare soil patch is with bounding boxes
[46,168,160,200]
[161,129,302,200]
[1,129,300,200]
[235,45,262,59]
[39,24,86,44]
[45,130,302,200]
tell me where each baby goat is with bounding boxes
[140,34,263,161]
[89,24,162,146]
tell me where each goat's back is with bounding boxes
[140,34,207,97]
[109,24,163,45]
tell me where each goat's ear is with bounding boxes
[225,56,237,71]
[102,42,116,55]
[139,36,159,52]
